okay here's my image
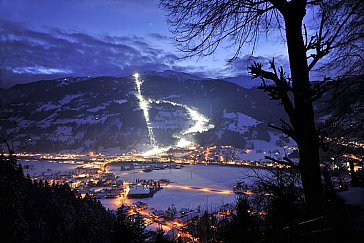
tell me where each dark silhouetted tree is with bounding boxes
[221,197,257,242]
[114,207,147,243]
[160,0,364,209]
[0,145,114,242]
[187,210,218,242]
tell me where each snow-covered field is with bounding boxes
[19,159,79,176]
[223,111,261,134]
[103,164,265,211]
[18,159,266,212]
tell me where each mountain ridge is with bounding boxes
[0,73,289,153]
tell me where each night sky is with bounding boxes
[0,0,289,87]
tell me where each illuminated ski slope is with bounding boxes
[133,73,214,155]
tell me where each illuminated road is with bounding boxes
[129,207,196,241]
[163,184,234,195]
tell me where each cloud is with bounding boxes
[0,19,179,86]
[0,18,292,87]
[148,33,171,41]
[12,66,72,75]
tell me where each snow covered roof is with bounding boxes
[151,210,164,216]
[129,187,150,195]
[135,201,148,207]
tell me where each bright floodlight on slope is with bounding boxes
[133,73,139,79]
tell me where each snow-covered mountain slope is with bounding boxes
[0,73,289,153]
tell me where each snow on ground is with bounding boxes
[146,222,171,232]
[151,106,191,129]
[337,187,364,233]
[160,95,182,100]
[223,111,261,134]
[104,164,266,211]
[236,150,266,161]
[16,119,34,128]
[238,132,297,161]
[37,112,59,128]
[338,187,364,209]
[35,102,60,112]
[58,94,83,105]
[37,113,116,127]
[253,132,286,150]
[113,99,127,104]
[317,114,332,122]
[19,159,79,177]
[19,160,268,213]
[56,126,73,135]
[75,132,85,139]
[87,103,108,112]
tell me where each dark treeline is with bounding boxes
[0,152,170,243]
[187,169,363,243]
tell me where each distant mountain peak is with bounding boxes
[56,77,90,87]
[142,70,202,81]
[222,75,257,89]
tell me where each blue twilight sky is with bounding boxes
[0,0,289,87]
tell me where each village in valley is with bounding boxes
[15,137,363,240]
[17,144,290,239]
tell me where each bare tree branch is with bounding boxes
[264,155,298,169]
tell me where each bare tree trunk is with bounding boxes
[283,6,322,209]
